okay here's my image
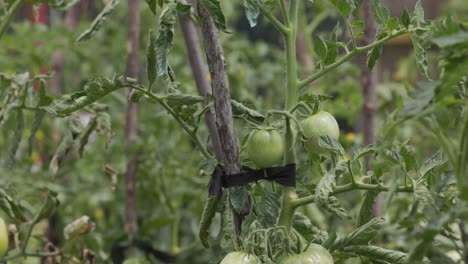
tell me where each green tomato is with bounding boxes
[220,252,260,264]
[246,129,284,168]
[280,244,334,264]
[0,217,8,257]
[301,111,340,154]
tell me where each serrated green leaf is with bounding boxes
[43,76,133,115]
[292,212,328,244]
[200,0,227,32]
[318,135,345,155]
[356,191,379,227]
[343,245,408,263]
[329,0,355,17]
[33,191,59,223]
[146,30,157,88]
[316,171,336,206]
[255,188,280,227]
[326,196,352,220]
[332,217,385,250]
[367,44,382,70]
[144,0,157,15]
[419,150,445,177]
[164,93,204,106]
[9,109,24,166]
[353,144,377,160]
[156,0,176,76]
[78,116,98,158]
[76,0,119,42]
[243,0,259,27]
[175,2,191,13]
[230,186,248,214]
[401,9,410,28]
[407,212,451,262]
[371,0,389,25]
[199,195,220,248]
[314,35,328,63]
[49,130,74,175]
[0,188,28,222]
[231,99,265,123]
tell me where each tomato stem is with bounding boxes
[277,0,299,230]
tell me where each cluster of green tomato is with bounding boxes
[223,111,339,263]
[246,111,339,168]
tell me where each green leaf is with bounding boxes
[243,0,259,28]
[367,44,382,70]
[323,41,337,66]
[419,150,445,177]
[255,188,281,227]
[371,0,389,25]
[292,212,328,244]
[356,191,379,227]
[144,0,158,15]
[0,188,28,222]
[49,130,74,175]
[43,75,134,115]
[76,0,119,42]
[401,9,410,29]
[313,36,328,63]
[146,30,157,88]
[316,171,336,206]
[332,217,385,250]
[156,0,176,76]
[318,135,345,155]
[407,212,452,262]
[329,0,355,17]
[78,116,98,158]
[230,186,248,214]
[33,191,59,223]
[176,2,191,13]
[200,0,228,32]
[164,93,204,106]
[231,99,265,123]
[325,196,352,220]
[343,245,408,263]
[431,31,468,48]
[199,195,220,248]
[9,109,24,166]
[353,144,377,160]
[413,182,435,211]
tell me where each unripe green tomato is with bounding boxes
[220,252,260,264]
[301,111,339,154]
[280,244,334,264]
[0,217,8,257]
[246,129,284,168]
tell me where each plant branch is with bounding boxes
[278,0,289,25]
[0,0,25,40]
[131,86,212,159]
[297,29,407,89]
[257,3,289,35]
[292,182,414,208]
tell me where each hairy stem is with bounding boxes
[277,0,299,230]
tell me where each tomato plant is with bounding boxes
[0,0,467,263]
[301,111,340,154]
[246,129,284,168]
